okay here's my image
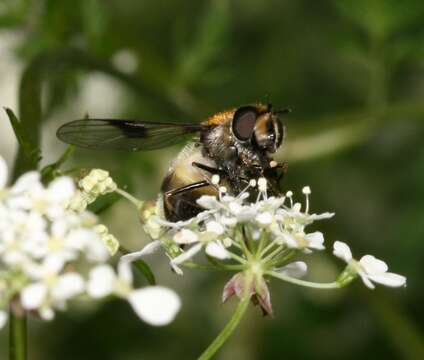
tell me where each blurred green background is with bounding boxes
[1,0,424,359]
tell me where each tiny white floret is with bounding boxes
[127,286,181,326]
[258,178,267,192]
[302,186,311,195]
[211,175,220,185]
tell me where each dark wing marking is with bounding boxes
[56,119,203,151]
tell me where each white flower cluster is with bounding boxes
[0,158,180,329]
[137,178,334,274]
[124,175,406,315]
[333,241,406,289]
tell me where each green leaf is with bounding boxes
[132,259,156,286]
[119,246,156,285]
[4,107,41,172]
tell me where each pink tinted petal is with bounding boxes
[222,273,245,303]
[256,280,273,316]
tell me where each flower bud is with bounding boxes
[79,169,117,197]
[95,224,119,256]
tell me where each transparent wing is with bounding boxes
[56,119,203,151]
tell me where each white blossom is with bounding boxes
[0,157,180,328]
[333,241,406,289]
[87,263,180,326]
[127,286,181,326]
[282,231,325,251]
[125,177,334,277]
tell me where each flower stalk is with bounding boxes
[9,303,27,360]
[266,270,340,289]
[198,274,253,360]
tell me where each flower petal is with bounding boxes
[256,212,273,225]
[21,283,47,309]
[52,273,85,301]
[222,273,244,303]
[127,286,181,326]
[196,195,219,209]
[305,231,325,250]
[277,261,308,278]
[0,156,8,189]
[173,229,198,244]
[48,177,75,202]
[206,221,225,235]
[0,311,8,329]
[281,232,298,248]
[358,271,375,289]
[367,272,406,288]
[205,242,230,260]
[170,243,203,271]
[11,172,41,194]
[255,279,273,316]
[87,265,115,298]
[359,255,388,275]
[118,261,133,285]
[333,241,352,263]
[39,307,55,320]
[120,240,162,263]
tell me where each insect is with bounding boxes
[57,103,289,221]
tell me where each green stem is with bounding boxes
[267,249,296,268]
[183,261,243,271]
[9,305,27,360]
[115,188,144,209]
[261,245,285,263]
[198,275,253,360]
[255,232,268,258]
[236,227,253,261]
[267,271,340,289]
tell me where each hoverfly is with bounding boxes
[57,104,289,221]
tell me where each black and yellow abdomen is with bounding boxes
[161,143,218,221]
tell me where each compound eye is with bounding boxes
[232,106,258,141]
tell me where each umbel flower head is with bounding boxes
[123,175,406,315]
[0,157,180,329]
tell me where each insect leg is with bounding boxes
[165,180,210,197]
[192,162,226,176]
